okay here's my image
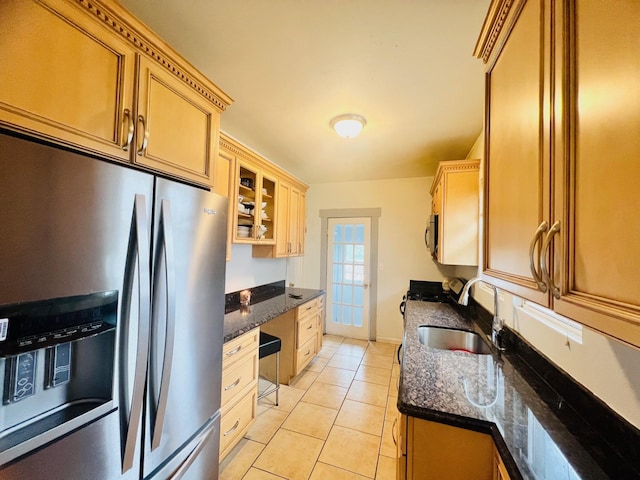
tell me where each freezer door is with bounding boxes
[143,179,226,478]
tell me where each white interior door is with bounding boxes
[326,218,371,339]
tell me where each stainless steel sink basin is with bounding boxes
[417,325,492,354]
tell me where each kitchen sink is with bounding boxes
[417,325,492,354]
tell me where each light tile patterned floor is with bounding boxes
[219,335,400,480]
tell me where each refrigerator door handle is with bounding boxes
[168,417,217,480]
[119,194,152,473]
[151,199,177,450]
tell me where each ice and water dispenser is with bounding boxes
[0,291,117,464]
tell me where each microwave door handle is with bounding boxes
[120,194,151,473]
[424,225,430,249]
[151,200,176,450]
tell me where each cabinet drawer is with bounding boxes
[318,295,325,308]
[219,389,257,460]
[296,298,318,320]
[296,335,316,373]
[221,349,258,409]
[297,314,317,348]
[223,328,259,368]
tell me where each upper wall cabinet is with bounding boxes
[220,133,308,255]
[476,0,640,347]
[430,159,480,266]
[0,0,232,188]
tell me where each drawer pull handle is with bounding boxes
[226,345,242,356]
[305,350,311,356]
[223,419,240,436]
[305,305,313,310]
[224,377,241,391]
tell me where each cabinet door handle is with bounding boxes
[225,345,242,356]
[224,377,241,391]
[529,221,549,292]
[540,221,561,299]
[223,419,240,436]
[306,324,313,330]
[122,109,134,151]
[136,115,149,156]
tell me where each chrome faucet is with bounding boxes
[457,277,505,351]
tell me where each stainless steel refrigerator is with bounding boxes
[0,132,226,479]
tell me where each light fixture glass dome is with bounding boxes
[330,114,367,138]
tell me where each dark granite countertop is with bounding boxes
[223,287,324,343]
[398,301,611,480]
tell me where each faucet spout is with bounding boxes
[457,277,505,352]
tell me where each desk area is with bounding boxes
[221,282,325,461]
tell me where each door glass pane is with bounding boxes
[333,264,342,283]
[333,245,343,262]
[343,265,353,284]
[344,224,353,242]
[333,285,342,303]
[344,244,354,263]
[332,304,341,324]
[353,286,364,306]
[355,224,365,243]
[343,285,353,304]
[333,224,343,243]
[354,245,365,263]
[353,307,363,327]
[342,305,352,325]
[353,265,364,285]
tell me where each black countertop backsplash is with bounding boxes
[399,299,640,480]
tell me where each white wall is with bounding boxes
[468,133,640,429]
[301,177,448,343]
[225,244,287,293]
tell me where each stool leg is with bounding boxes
[275,350,280,406]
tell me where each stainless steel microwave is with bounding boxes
[425,214,438,257]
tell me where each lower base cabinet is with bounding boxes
[219,328,259,461]
[396,414,511,480]
[260,296,323,385]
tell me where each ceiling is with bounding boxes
[119,0,490,184]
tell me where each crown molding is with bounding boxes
[72,0,233,111]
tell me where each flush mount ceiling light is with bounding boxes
[330,113,367,138]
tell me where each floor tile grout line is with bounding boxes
[236,336,400,480]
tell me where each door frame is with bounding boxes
[319,208,381,341]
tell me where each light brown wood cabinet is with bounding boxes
[214,147,236,261]
[254,179,307,258]
[396,414,510,480]
[219,328,259,461]
[429,159,480,266]
[317,294,325,352]
[233,160,277,244]
[269,181,306,257]
[259,296,323,385]
[219,133,308,251]
[133,57,222,186]
[476,0,640,347]
[0,0,231,188]
[494,447,511,480]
